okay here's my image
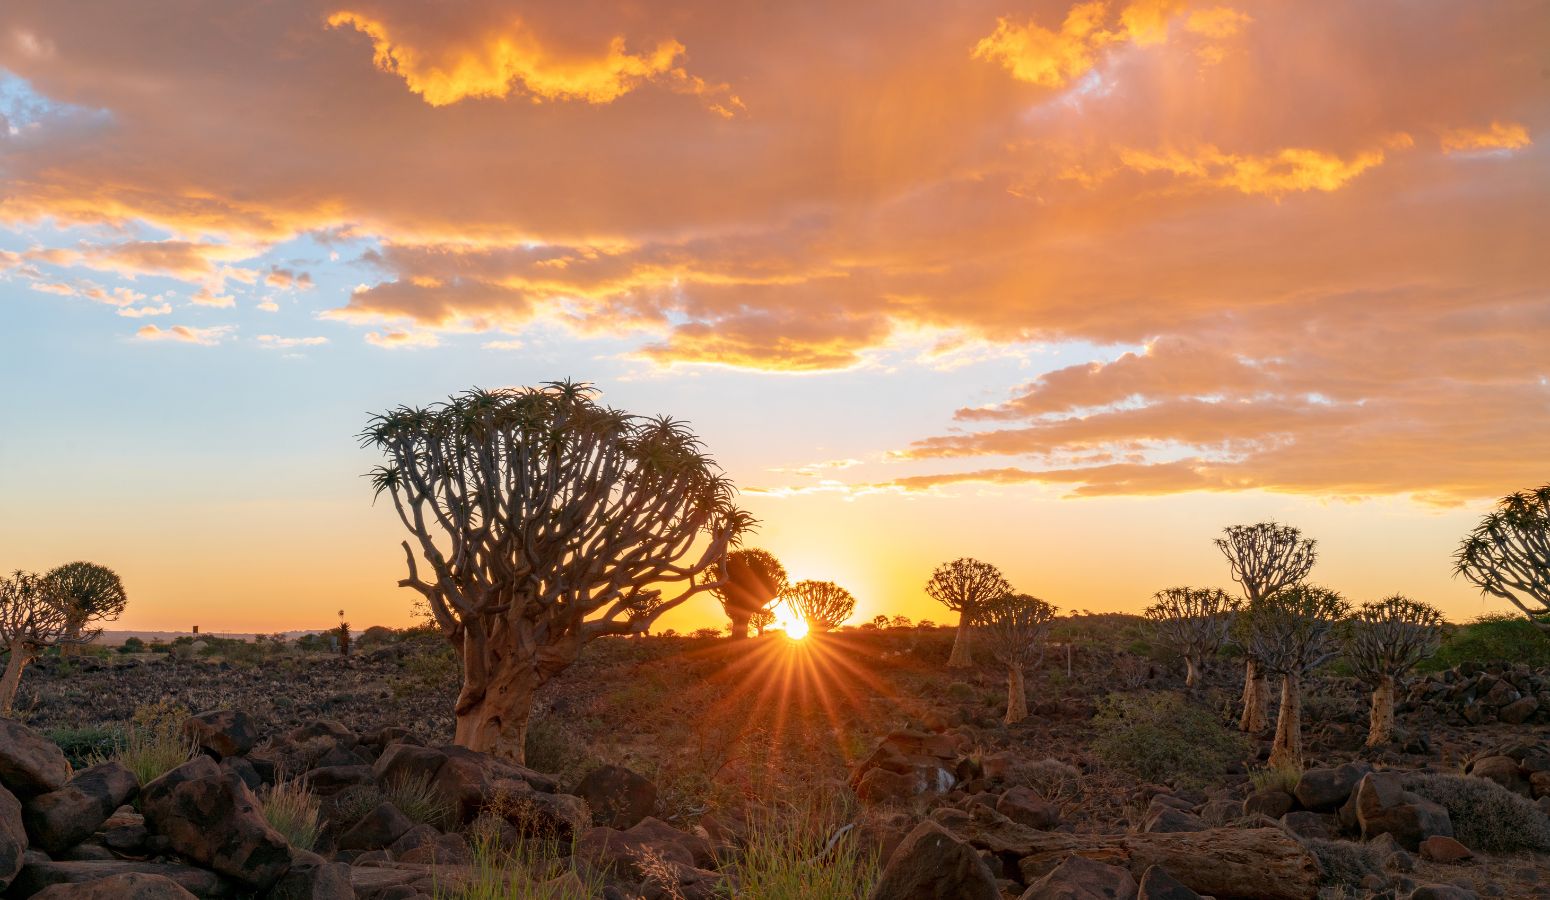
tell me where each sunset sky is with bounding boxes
[1,0,1545,633]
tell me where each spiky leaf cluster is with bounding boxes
[782,580,855,631]
[981,593,1057,666]
[0,571,98,650]
[925,558,1012,619]
[1145,586,1238,660]
[1216,522,1317,603]
[1456,484,1550,630]
[1239,585,1350,677]
[712,548,788,619]
[1346,595,1444,684]
[43,561,127,629]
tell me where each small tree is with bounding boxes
[1,571,99,712]
[749,608,776,636]
[1216,522,1317,732]
[43,561,127,655]
[870,614,890,629]
[1241,585,1349,769]
[783,580,855,632]
[711,548,787,639]
[1346,595,1444,747]
[1145,587,1237,688]
[1456,484,1550,632]
[363,383,749,762]
[981,593,1057,724]
[925,558,1013,668]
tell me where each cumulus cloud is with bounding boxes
[133,324,233,346]
[1440,121,1531,154]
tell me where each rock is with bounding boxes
[22,762,140,854]
[500,788,590,840]
[218,758,262,793]
[371,743,555,826]
[301,765,374,796]
[7,859,230,898]
[1022,854,1138,899]
[621,817,716,869]
[574,765,657,829]
[266,849,353,900]
[2,784,25,893]
[857,768,919,804]
[29,871,199,899]
[1466,756,1530,797]
[1418,835,1474,864]
[139,756,291,889]
[1499,696,1539,724]
[1294,763,1370,812]
[1279,811,1334,840]
[0,719,71,797]
[336,803,413,851]
[1142,807,1206,834]
[1242,789,1294,820]
[1136,865,1202,900]
[394,831,471,866]
[867,820,998,900]
[184,711,258,760]
[996,786,1059,830]
[1354,772,1453,851]
[1407,886,1479,900]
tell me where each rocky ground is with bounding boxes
[2,625,1549,898]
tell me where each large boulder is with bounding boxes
[1136,865,1202,900]
[1,784,25,893]
[1022,854,1139,899]
[1354,772,1453,851]
[29,871,198,899]
[23,762,140,853]
[139,757,291,889]
[574,765,656,829]
[1294,762,1371,812]
[0,720,70,797]
[371,743,555,826]
[996,786,1059,830]
[336,802,413,852]
[183,711,258,761]
[266,849,353,900]
[867,820,998,900]
[1465,755,1530,797]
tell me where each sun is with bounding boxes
[774,607,809,640]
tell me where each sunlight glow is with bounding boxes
[774,606,809,640]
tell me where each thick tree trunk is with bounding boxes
[1006,666,1028,724]
[1239,659,1270,733]
[1184,656,1200,688]
[1268,673,1302,770]
[727,609,751,640]
[0,643,35,713]
[1367,674,1396,747]
[453,648,539,765]
[948,611,974,668]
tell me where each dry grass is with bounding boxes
[261,779,322,850]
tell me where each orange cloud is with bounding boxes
[364,329,439,349]
[972,2,1114,88]
[1440,121,1531,154]
[1112,140,1402,195]
[133,324,233,346]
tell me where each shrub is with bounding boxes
[1005,757,1082,806]
[1425,613,1550,670]
[1091,692,1248,787]
[119,636,146,654]
[261,780,321,850]
[384,771,454,829]
[93,700,195,785]
[734,799,879,900]
[327,783,386,827]
[1250,762,1304,794]
[523,715,603,785]
[1304,838,1383,889]
[1402,772,1550,852]
[49,725,124,768]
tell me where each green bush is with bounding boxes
[1402,772,1550,852]
[119,637,146,654]
[48,725,124,768]
[1091,692,1248,787]
[1424,613,1550,671]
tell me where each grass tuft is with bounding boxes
[262,779,322,850]
[384,770,455,829]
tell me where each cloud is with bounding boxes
[364,329,439,349]
[1440,121,1531,154]
[116,301,172,318]
[1107,139,1405,196]
[133,324,233,346]
[190,286,236,308]
[256,334,329,348]
[481,338,523,350]
[263,266,313,290]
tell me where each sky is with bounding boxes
[0,0,1545,633]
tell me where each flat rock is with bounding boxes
[30,871,199,899]
[8,859,232,898]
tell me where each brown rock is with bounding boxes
[1418,835,1474,864]
[1,784,24,892]
[30,871,198,899]
[1466,755,1530,797]
[1242,789,1294,820]
[23,762,139,854]
[574,765,656,829]
[867,820,998,900]
[139,756,291,889]
[1136,865,1202,900]
[1022,854,1138,899]
[336,803,413,852]
[0,719,70,798]
[1354,772,1453,851]
[7,859,230,898]
[183,710,258,760]
[266,849,353,900]
[996,786,1059,830]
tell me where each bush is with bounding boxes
[1304,838,1383,889]
[261,780,321,850]
[119,637,146,654]
[1402,772,1550,852]
[524,715,603,786]
[327,784,386,827]
[1424,613,1550,671]
[1091,692,1248,787]
[48,725,124,768]
[383,771,454,829]
[1250,762,1303,794]
[1005,757,1082,806]
[93,700,195,785]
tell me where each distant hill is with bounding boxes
[92,629,328,646]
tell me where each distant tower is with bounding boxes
[192,625,199,634]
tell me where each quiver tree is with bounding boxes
[1145,587,1238,688]
[1456,484,1550,632]
[1346,596,1443,747]
[1,571,99,712]
[1216,523,1317,732]
[925,558,1013,668]
[42,561,126,655]
[749,607,776,636]
[782,580,855,632]
[363,382,750,763]
[981,593,1057,724]
[1240,585,1349,769]
[711,548,787,639]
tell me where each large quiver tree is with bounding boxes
[1,571,99,712]
[1346,596,1443,747]
[1145,587,1237,688]
[1455,484,1550,632]
[1216,523,1317,733]
[1240,585,1349,769]
[363,382,750,763]
[981,593,1057,724]
[925,558,1012,668]
[782,580,855,632]
[712,548,787,639]
[44,561,127,655]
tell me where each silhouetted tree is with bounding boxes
[1145,587,1237,688]
[981,593,1057,724]
[1241,585,1349,769]
[926,558,1013,668]
[711,548,787,639]
[783,580,855,632]
[1346,595,1443,747]
[750,607,776,636]
[1456,484,1550,633]
[1,571,98,712]
[43,561,126,655]
[1216,522,1317,732]
[363,382,750,763]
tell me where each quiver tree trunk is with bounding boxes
[453,652,539,765]
[948,611,974,667]
[1006,666,1028,724]
[1239,659,1270,733]
[727,609,752,640]
[1268,673,1303,770]
[1367,674,1396,747]
[1184,656,1200,688]
[0,642,35,713]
